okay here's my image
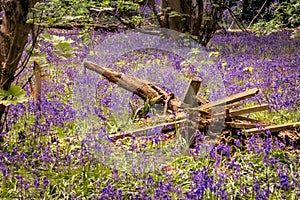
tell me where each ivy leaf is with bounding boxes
[0,85,28,106]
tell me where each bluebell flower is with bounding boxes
[278,172,290,191]
[0,164,8,178]
[42,176,50,189]
[234,139,240,147]
[33,178,40,191]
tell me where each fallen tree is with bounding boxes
[84,61,300,149]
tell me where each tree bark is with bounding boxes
[160,0,227,46]
[241,0,249,21]
[0,0,39,123]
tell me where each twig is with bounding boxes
[226,6,249,33]
[247,0,268,29]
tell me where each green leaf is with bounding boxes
[29,53,48,66]
[8,85,26,97]
[0,85,28,106]
[41,32,52,40]
[0,89,9,100]
[54,41,73,52]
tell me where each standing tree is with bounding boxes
[0,0,39,123]
[158,0,228,46]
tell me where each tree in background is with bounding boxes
[157,0,228,46]
[250,0,300,34]
[227,0,299,32]
[0,1,39,124]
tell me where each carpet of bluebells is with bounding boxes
[0,29,299,199]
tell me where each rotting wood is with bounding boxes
[244,122,300,134]
[224,101,244,109]
[232,115,274,125]
[83,61,299,147]
[84,61,181,112]
[195,95,209,105]
[197,101,244,119]
[84,61,163,101]
[183,78,203,106]
[189,88,259,111]
[197,102,244,116]
[212,104,269,118]
[229,104,269,116]
[225,122,258,129]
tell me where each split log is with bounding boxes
[225,122,258,129]
[244,122,300,134]
[229,104,269,116]
[189,88,259,111]
[183,78,203,106]
[223,101,244,109]
[84,61,181,111]
[84,61,165,101]
[194,97,243,113]
[213,104,269,117]
[232,115,274,125]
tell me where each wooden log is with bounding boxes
[225,122,258,129]
[84,61,181,111]
[229,104,269,116]
[244,122,300,134]
[182,78,203,106]
[225,101,244,109]
[189,88,259,111]
[195,95,210,105]
[232,115,274,125]
[198,101,243,118]
[84,61,163,100]
[202,101,243,113]
[201,102,269,117]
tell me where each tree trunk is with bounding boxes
[0,0,39,124]
[160,0,227,46]
[241,0,249,21]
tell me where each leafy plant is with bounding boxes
[0,85,28,106]
[29,0,96,26]
[252,0,300,35]
[29,0,143,28]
